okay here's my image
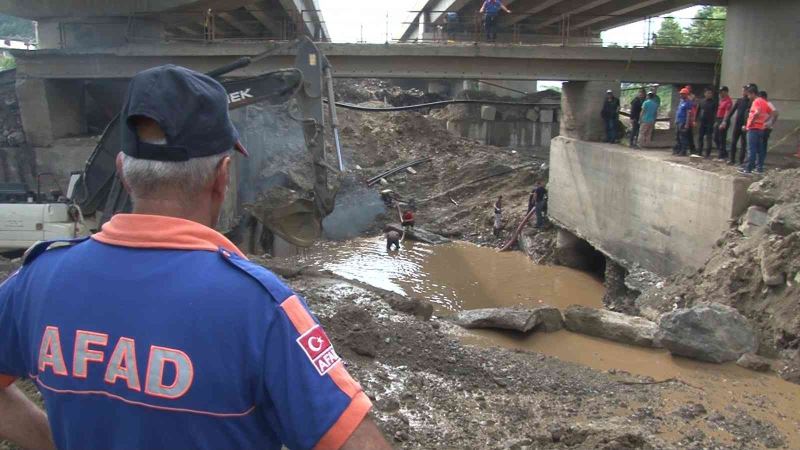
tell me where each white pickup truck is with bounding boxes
[0,183,90,255]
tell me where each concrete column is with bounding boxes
[721,0,800,154]
[560,81,619,142]
[16,78,85,147]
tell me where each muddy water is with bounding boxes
[294,237,800,447]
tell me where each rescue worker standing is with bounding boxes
[674,87,692,156]
[725,85,753,166]
[697,87,717,158]
[480,0,511,42]
[714,86,733,160]
[0,66,390,450]
[629,89,645,148]
[601,90,621,143]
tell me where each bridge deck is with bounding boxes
[13,42,720,84]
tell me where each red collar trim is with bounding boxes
[92,214,246,259]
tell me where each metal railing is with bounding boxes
[398,11,725,48]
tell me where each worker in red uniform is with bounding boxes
[0,65,391,450]
[402,209,415,228]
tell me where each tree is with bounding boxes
[685,6,726,48]
[655,17,684,46]
[0,14,35,41]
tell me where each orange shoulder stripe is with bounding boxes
[0,374,15,389]
[313,392,372,450]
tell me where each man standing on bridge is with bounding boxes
[0,65,390,450]
[640,92,658,148]
[629,89,645,148]
[697,87,718,158]
[601,90,621,144]
[674,87,692,156]
[714,86,733,160]
[480,0,511,42]
[724,84,753,166]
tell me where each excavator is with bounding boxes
[1,37,342,256]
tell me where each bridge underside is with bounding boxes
[402,0,726,42]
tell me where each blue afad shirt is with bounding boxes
[483,0,502,15]
[0,214,372,450]
[676,98,692,126]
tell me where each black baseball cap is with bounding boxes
[121,65,248,162]
[720,86,729,92]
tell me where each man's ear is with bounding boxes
[212,156,231,197]
[115,153,132,194]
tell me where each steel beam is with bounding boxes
[536,0,616,28]
[586,0,722,31]
[244,3,284,36]
[568,0,668,30]
[500,0,564,27]
[12,43,719,84]
[217,11,261,37]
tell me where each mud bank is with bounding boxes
[266,238,800,449]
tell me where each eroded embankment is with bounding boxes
[264,237,800,449]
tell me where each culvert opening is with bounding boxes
[555,228,607,279]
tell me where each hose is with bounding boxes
[326,98,556,112]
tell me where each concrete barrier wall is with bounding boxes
[446,119,559,148]
[549,137,752,276]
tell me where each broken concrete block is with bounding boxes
[564,306,661,348]
[406,167,417,175]
[452,306,563,333]
[480,105,497,121]
[525,108,540,122]
[738,205,768,237]
[659,303,757,363]
[539,109,554,123]
[379,178,389,186]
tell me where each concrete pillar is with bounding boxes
[560,81,619,142]
[16,78,85,147]
[721,0,800,154]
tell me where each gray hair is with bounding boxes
[120,141,231,200]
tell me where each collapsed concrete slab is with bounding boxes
[563,305,661,348]
[451,306,563,333]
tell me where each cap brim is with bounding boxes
[234,140,249,157]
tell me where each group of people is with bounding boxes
[603,89,662,146]
[606,83,780,175]
[673,83,779,174]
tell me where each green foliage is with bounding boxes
[654,7,726,48]
[0,14,34,40]
[685,7,726,47]
[0,55,15,70]
[655,17,684,46]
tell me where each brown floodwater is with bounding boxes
[293,237,800,447]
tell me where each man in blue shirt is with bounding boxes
[673,87,692,156]
[639,92,659,147]
[0,65,390,450]
[480,0,511,42]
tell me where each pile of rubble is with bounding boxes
[637,168,800,383]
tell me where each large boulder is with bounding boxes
[658,303,757,363]
[451,306,563,333]
[748,178,779,209]
[385,224,450,245]
[767,203,800,236]
[738,205,768,237]
[563,306,661,348]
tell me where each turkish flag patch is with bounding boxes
[297,325,341,376]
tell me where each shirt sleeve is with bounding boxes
[263,294,372,450]
[0,271,24,389]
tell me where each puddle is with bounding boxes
[288,237,800,447]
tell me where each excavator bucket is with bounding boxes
[75,37,339,253]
